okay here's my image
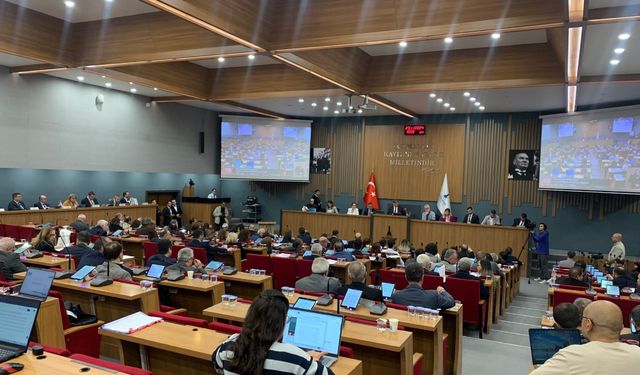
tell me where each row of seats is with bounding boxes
[0,224,37,241]
[552,289,640,327]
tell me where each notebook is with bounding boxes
[16,268,55,301]
[282,307,344,368]
[101,312,162,334]
[529,328,581,366]
[0,295,42,363]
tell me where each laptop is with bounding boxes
[0,294,42,362]
[282,307,344,368]
[70,265,96,281]
[341,288,363,310]
[529,328,581,367]
[606,285,620,297]
[293,297,316,310]
[146,264,166,281]
[14,268,55,301]
[381,282,395,299]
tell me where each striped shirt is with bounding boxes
[212,334,334,375]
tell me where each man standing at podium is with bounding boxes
[208,188,218,199]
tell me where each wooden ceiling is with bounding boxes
[0,0,638,118]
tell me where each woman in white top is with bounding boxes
[346,202,360,215]
[325,200,339,214]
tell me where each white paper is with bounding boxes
[101,312,162,334]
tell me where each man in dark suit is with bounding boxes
[80,191,99,207]
[33,195,50,210]
[89,220,109,237]
[611,267,638,289]
[449,257,489,300]
[186,230,206,248]
[107,194,121,206]
[136,218,159,239]
[390,262,456,309]
[120,191,132,205]
[387,200,403,216]
[146,239,177,267]
[62,231,93,259]
[556,267,589,288]
[461,206,480,224]
[298,227,312,245]
[361,202,376,216]
[310,189,322,211]
[336,262,382,301]
[0,237,27,279]
[512,213,534,229]
[170,199,183,227]
[69,214,91,232]
[7,193,26,211]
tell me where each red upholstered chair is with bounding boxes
[29,342,71,357]
[243,254,273,275]
[48,290,104,357]
[18,226,37,242]
[423,275,444,290]
[69,354,152,375]
[597,295,640,327]
[378,269,408,290]
[552,289,595,308]
[445,277,487,338]
[90,235,101,243]
[238,298,254,304]
[339,346,354,358]
[170,245,185,260]
[192,247,209,265]
[413,353,424,375]
[272,257,298,289]
[557,284,588,291]
[209,321,242,334]
[142,241,158,261]
[369,269,379,286]
[69,231,77,245]
[0,223,6,236]
[111,279,181,314]
[297,259,313,279]
[4,224,20,240]
[147,310,208,328]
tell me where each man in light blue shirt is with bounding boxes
[421,204,436,221]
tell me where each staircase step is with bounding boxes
[483,329,530,347]
[510,300,547,309]
[492,320,538,335]
[501,312,541,326]
[506,306,546,318]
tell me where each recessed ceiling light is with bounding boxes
[429,93,436,98]
[474,102,481,106]
[104,82,111,87]
[218,57,225,63]
[334,110,339,114]
[247,54,255,60]
[614,48,625,54]
[311,102,317,107]
[436,98,443,103]
[336,101,342,106]
[129,82,133,85]
[323,106,329,111]
[470,97,476,102]
[64,1,75,8]
[298,98,304,103]
[76,76,84,81]
[618,33,631,40]
[153,87,158,91]
[450,107,456,111]
[324,97,331,102]
[399,41,408,47]
[130,88,137,93]
[610,59,620,65]
[463,92,470,97]
[491,33,501,40]
[444,37,453,44]
[479,106,485,110]
[101,75,105,78]
[444,103,450,107]
[357,109,363,114]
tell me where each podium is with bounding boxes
[181,197,231,224]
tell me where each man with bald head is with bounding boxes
[608,233,625,262]
[532,300,640,374]
[336,261,382,301]
[0,237,27,279]
[70,214,90,232]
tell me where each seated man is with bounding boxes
[77,237,111,269]
[573,297,592,317]
[387,200,403,216]
[556,266,588,288]
[553,302,581,329]
[336,262,382,302]
[146,239,177,267]
[610,267,638,289]
[481,209,501,225]
[499,246,521,265]
[301,198,317,212]
[458,244,474,259]
[437,248,459,273]
[390,262,455,309]
[186,229,206,248]
[333,242,355,262]
[62,231,93,259]
[303,243,323,260]
[620,305,640,342]
[421,204,436,221]
[557,251,577,268]
[69,214,90,232]
[167,247,204,274]
[297,227,312,245]
[361,202,376,216]
[94,242,132,281]
[295,257,341,293]
[531,300,640,374]
[449,257,489,300]
[416,254,440,276]
[89,219,109,236]
[0,237,27,280]
[136,218,159,239]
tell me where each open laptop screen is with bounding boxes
[21,267,55,299]
[0,295,41,348]
[282,307,343,356]
[529,328,581,365]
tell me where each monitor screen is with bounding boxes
[606,285,620,296]
[147,264,165,279]
[381,282,395,299]
[282,308,343,355]
[293,297,316,310]
[0,295,40,348]
[21,268,55,298]
[341,289,363,310]
[71,265,96,281]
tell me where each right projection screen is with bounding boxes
[540,105,640,194]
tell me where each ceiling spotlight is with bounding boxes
[153,87,158,91]
[64,1,75,8]
[470,97,476,102]
[247,54,256,60]
[444,103,450,108]
[323,106,329,111]
[429,93,436,98]
[450,107,456,111]
[105,82,112,87]
[436,98,443,103]
[357,109,363,114]
[614,48,625,54]
[311,102,317,107]
[444,37,453,44]
[129,82,133,85]
[324,97,331,102]
[336,101,342,106]
[298,98,304,103]
[610,59,620,65]
[334,110,339,114]
[218,57,225,63]
[76,76,84,81]
[618,33,631,40]
[399,41,408,47]
[479,106,485,110]
[463,92,470,97]
[474,102,481,106]
[130,88,137,93]
[101,75,106,78]
[491,33,501,40]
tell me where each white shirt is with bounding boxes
[208,192,217,199]
[608,241,625,261]
[531,341,640,375]
[481,214,500,225]
[346,207,359,215]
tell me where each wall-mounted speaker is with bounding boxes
[199,131,205,154]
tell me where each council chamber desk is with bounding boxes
[0,204,157,226]
[1,353,129,375]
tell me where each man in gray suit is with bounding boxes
[390,262,456,309]
[0,237,27,280]
[558,251,577,268]
[295,257,341,293]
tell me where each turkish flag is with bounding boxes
[363,172,380,210]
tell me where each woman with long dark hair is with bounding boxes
[212,289,333,375]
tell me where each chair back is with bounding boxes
[143,241,158,261]
[296,259,313,279]
[557,284,588,291]
[386,302,409,311]
[597,295,640,327]
[48,290,72,330]
[18,226,37,241]
[209,321,242,334]
[423,275,444,290]
[379,269,408,290]
[4,224,20,240]
[0,224,5,236]
[90,235,101,243]
[170,245,185,260]
[243,254,273,275]
[272,257,298,289]
[445,277,482,325]
[191,247,209,265]
[552,289,595,308]
[147,311,208,328]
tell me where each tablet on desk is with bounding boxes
[71,265,96,280]
[146,264,165,280]
[606,285,620,297]
[341,288,363,310]
[205,261,224,271]
[302,250,312,257]
[14,243,32,254]
[599,280,613,288]
[381,282,395,299]
[112,230,123,237]
[293,297,316,310]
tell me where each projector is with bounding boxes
[359,104,377,111]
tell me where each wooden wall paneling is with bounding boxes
[0,206,156,227]
[281,210,371,240]
[371,215,409,242]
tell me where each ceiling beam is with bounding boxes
[581,75,640,84]
[365,44,564,93]
[10,64,67,75]
[587,5,640,24]
[150,96,199,103]
[217,100,288,119]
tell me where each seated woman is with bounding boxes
[346,202,360,215]
[325,200,339,214]
[212,289,333,375]
[440,208,457,222]
[108,216,124,233]
[62,194,79,208]
[31,227,56,252]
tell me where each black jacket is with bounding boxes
[146,254,177,268]
[613,274,638,289]
[336,281,383,302]
[556,277,589,288]
[449,270,489,300]
[63,243,93,259]
[461,214,480,224]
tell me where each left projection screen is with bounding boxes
[220,115,312,182]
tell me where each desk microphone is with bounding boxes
[91,260,114,287]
